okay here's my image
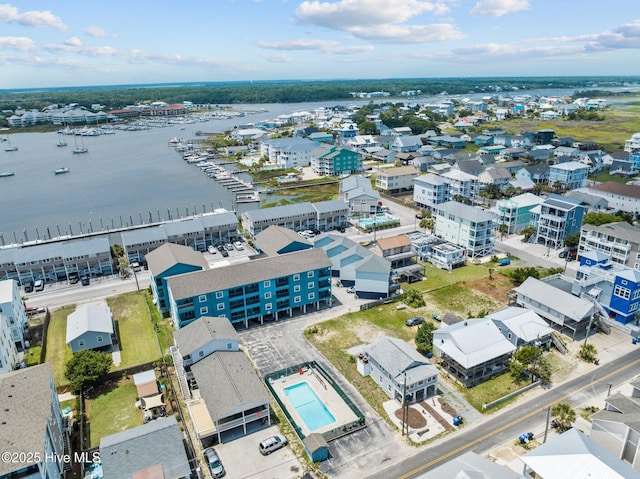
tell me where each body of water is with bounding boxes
[2,86,636,244]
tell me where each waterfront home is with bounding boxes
[311,144,363,176]
[260,137,317,169]
[374,166,419,194]
[492,193,544,234]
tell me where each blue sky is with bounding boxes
[1,1,639,89]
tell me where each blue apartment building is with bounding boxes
[166,248,332,329]
[548,161,589,190]
[531,194,585,249]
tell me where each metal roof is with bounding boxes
[514,277,594,323]
[66,302,114,343]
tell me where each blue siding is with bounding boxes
[153,263,205,312]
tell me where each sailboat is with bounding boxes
[72,134,88,154]
[4,139,17,152]
[57,133,68,147]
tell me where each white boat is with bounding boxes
[4,140,17,152]
[56,133,68,147]
[0,171,15,177]
[72,135,88,154]
[54,167,70,175]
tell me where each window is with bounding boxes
[199,350,204,357]
[264,280,271,287]
[621,280,628,286]
[614,285,631,300]
[215,291,223,299]
[199,295,207,303]
[97,335,103,343]
[308,282,314,289]
[217,304,224,311]
[307,271,314,278]
[294,285,300,292]
[78,340,84,346]
[293,274,300,281]
[200,307,208,314]
[264,292,272,299]
[294,296,301,303]
[227,342,232,349]
[308,292,315,300]
[265,303,272,311]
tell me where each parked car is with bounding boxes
[204,447,225,478]
[225,243,234,252]
[234,241,244,250]
[259,434,288,455]
[34,279,45,292]
[559,249,568,258]
[405,316,425,326]
[24,281,34,293]
[219,248,229,258]
[346,286,356,294]
[208,244,217,254]
[68,272,79,284]
[80,276,90,286]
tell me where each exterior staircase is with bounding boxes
[170,346,191,401]
[551,332,568,354]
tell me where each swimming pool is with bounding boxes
[359,215,398,228]
[284,381,336,431]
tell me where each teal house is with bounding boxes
[311,144,363,177]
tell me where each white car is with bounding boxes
[234,241,244,250]
[208,245,217,254]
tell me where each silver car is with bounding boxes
[204,447,225,478]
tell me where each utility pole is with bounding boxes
[543,405,551,444]
[402,372,407,436]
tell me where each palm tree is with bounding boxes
[551,402,576,432]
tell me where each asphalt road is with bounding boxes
[365,348,640,479]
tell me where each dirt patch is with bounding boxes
[437,397,457,417]
[463,273,514,304]
[394,406,427,429]
[419,401,454,430]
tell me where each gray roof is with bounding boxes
[145,242,209,277]
[416,451,525,479]
[433,319,516,368]
[414,173,447,186]
[0,363,54,476]
[581,222,640,244]
[591,391,640,433]
[263,137,317,151]
[341,175,375,194]
[566,190,609,207]
[366,336,438,384]
[520,428,640,479]
[66,302,114,343]
[435,201,497,223]
[173,316,240,356]
[0,236,111,265]
[255,225,312,256]
[191,351,270,420]
[515,277,594,323]
[120,225,168,246]
[168,248,331,299]
[523,164,550,175]
[312,199,349,214]
[242,202,316,223]
[487,307,554,342]
[99,416,191,479]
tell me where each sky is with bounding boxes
[1,1,639,89]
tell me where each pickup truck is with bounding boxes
[25,306,46,316]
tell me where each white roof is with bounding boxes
[0,279,16,304]
[487,307,554,342]
[520,428,640,479]
[433,319,516,368]
[514,277,594,323]
[66,302,114,343]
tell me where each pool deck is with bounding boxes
[270,367,358,438]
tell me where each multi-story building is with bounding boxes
[440,169,479,202]
[166,248,332,328]
[0,363,67,479]
[375,166,419,194]
[413,174,448,209]
[340,176,380,215]
[433,201,497,258]
[578,222,640,270]
[493,193,544,234]
[311,144,363,177]
[582,182,640,217]
[240,200,348,237]
[624,132,640,153]
[260,137,317,169]
[0,279,28,353]
[531,194,585,249]
[548,161,589,190]
[574,251,640,325]
[374,235,424,282]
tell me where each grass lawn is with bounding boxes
[87,381,143,447]
[426,284,504,318]
[26,345,42,367]
[457,372,526,412]
[413,262,496,293]
[588,172,629,184]
[108,292,161,370]
[44,306,75,387]
[145,293,175,355]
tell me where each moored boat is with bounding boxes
[54,167,70,175]
[0,172,15,177]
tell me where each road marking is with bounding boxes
[398,355,640,479]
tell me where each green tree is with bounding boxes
[563,232,580,250]
[551,402,576,432]
[65,350,113,393]
[578,343,598,362]
[521,225,537,242]
[415,322,436,355]
[358,120,379,135]
[401,289,425,308]
[419,217,434,231]
[506,266,540,285]
[582,211,633,226]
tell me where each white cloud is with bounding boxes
[265,53,293,63]
[0,36,36,51]
[350,23,464,43]
[257,38,375,55]
[470,0,529,17]
[85,26,112,38]
[64,37,82,47]
[584,20,640,51]
[0,4,68,31]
